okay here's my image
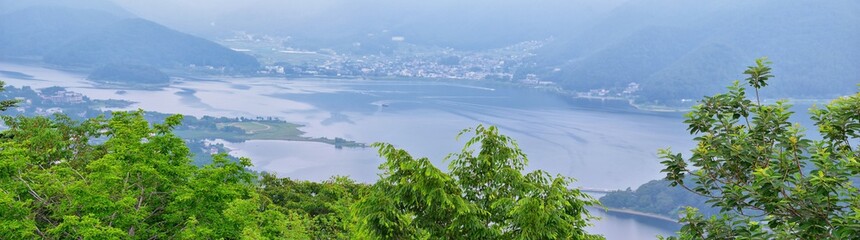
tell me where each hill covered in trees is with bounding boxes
[0,6,259,73]
[4,0,856,102]
[599,179,717,219]
[533,0,860,102]
[43,18,259,71]
[119,0,860,103]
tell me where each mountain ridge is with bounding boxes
[0,6,259,74]
[534,0,860,101]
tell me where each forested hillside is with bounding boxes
[44,18,259,71]
[0,7,118,58]
[0,0,133,16]
[599,179,717,218]
[3,0,856,100]
[535,0,860,102]
[0,7,259,73]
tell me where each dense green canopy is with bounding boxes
[0,107,599,239]
[660,59,860,239]
[353,126,601,239]
[0,111,307,239]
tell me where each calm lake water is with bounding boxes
[2,62,702,239]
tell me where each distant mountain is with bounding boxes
[44,18,259,71]
[0,0,134,16]
[0,6,259,73]
[599,179,718,219]
[0,7,120,57]
[535,0,860,101]
[146,0,627,51]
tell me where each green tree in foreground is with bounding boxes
[660,58,860,239]
[0,111,305,239]
[353,125,602,239]
[259,174,367,239]
[0,81,20,111]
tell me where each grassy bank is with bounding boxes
[175,120,366,148]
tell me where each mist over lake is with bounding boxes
[0,62,697,190]
[4,61,829,238]
[2,62,695,238]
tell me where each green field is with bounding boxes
[217,121,304,139]
[217,39,332,66]
[175,120,364,148]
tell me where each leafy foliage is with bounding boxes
[0,111,303,239]
[0,88,601,238]
[659,58,860,239]
[259,174,367,239]
[353,125,603,239]
[0,81,21,111]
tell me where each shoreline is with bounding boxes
[589,206,679,224]
[1,60,835,114]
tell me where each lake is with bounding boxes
[1,62,699,238]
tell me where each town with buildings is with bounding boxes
[220,32,642,100]
[220,32,545,82]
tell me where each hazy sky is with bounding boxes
[1,0,856,99]
[107,0,629,49]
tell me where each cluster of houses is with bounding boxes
[22,90,88,116]
[578,82,641,99]
[40,90,84,104]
